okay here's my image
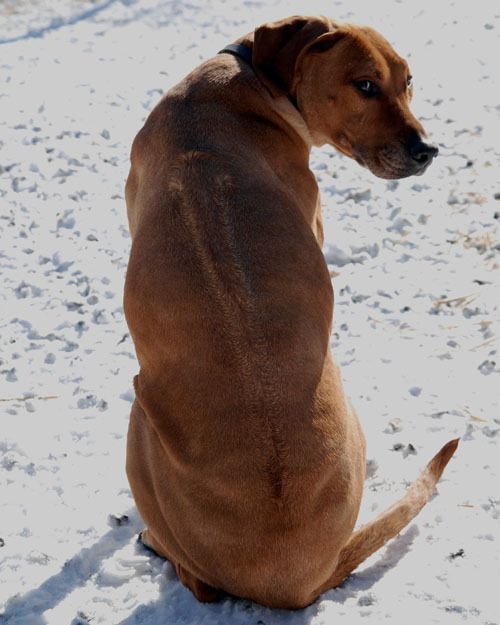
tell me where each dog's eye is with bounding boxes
[353,79,379,97]
[407,76,413,89]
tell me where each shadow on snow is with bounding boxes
[0,515,419,625]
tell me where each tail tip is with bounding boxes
[446,437,460,454]
[429,437,460,477]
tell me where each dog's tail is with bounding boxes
[328,437,459,588]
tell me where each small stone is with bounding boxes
[77,395,95,409]
[108,514,129,527]
[388,418,402,432]
[449,548,465,560]
[478,360,496,374]
[482,426,499,438]
[358,594,376,606]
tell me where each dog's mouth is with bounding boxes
[352,142,437,180]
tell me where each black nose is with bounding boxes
[409,140,439,165]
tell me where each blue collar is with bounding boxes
[218,43,253,64]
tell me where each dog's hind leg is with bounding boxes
[175,562,220,602]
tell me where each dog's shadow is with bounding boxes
[118,525,420,625]
[0,510,141,625]
[0,515,418,625]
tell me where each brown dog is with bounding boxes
[124,15,458,609]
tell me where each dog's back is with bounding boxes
[125,53,366,607]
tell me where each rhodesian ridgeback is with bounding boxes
[124,15,458,609]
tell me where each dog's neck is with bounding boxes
[271,96,315,150]
[218,43,315,150]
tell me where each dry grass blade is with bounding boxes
[0,395,60,402]
[469,335,500,351]
[435,293,479,308]
[460,406,488,422]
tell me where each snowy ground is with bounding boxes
[1,0,499,623]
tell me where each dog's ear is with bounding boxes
[252,16,343,98]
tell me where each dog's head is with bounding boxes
[252,16,437,179]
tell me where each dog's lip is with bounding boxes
[413,156,434,176]
[379,153,422,179]
[352,146,435,179]
[414,164,428,176]
[345,144,435,179]
[351,146,367,167]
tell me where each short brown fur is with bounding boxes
[124,16,456,609]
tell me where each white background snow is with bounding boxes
[0,0,499,623]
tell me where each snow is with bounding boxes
[1,0,499,623]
